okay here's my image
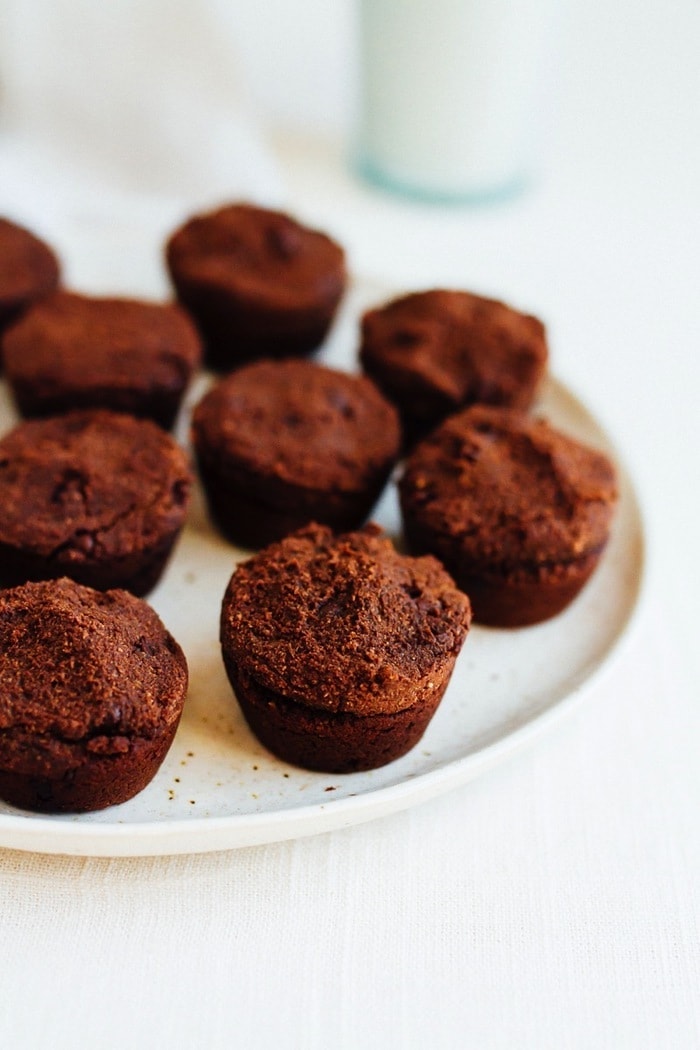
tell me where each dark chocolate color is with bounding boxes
[0,410,192,596]
[2,291,202,429]
[0,217,60,338]
[220,523,471,772]
[192,359,401,548]
[399,404,618,626]
[0,577,188,812]
[360,289,548,444]
[165,203,347,369]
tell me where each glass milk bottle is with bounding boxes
[356,0,561,202]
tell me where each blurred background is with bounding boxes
[1,0,698,206]
[0,10,699,1048]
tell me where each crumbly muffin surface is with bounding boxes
[0,410,191,560]
[400,405,617,570]
[0,578,187,778]
[193,360,400,494]
[221,523,471,715]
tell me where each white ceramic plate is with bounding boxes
[0,284,646,856]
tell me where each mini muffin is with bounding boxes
[165,202,347,370]
[360,289,548,444]
[192,359,401,548]
[0,217,60,338]
[2,291,202,429]
[399,405,618,627]
[0,577,188,813]
[0,410,192,596]
[220,523,471,773]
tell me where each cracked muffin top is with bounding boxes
[192,359,401,493]
[0,409,191,561]
[360,289,548,442]
[220,523,471,716]
[399,404,618,570]
[0,577,188,781]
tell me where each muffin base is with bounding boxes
[223,656,456,774]
[173,286,339,372]
[8,378,189,431]
[404,516,606,626]
[359,364,459,449]
[0,529,184,598]
[458,551,604,627]
[196,453,392,550]
[0,723,180,813]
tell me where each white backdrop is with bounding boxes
[0,2,699,1047]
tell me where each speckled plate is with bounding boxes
[0,284,646,856]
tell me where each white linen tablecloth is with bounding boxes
[0,605,697,1049]
[0,1,698,1046]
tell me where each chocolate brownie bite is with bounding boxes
[2,291,202,429]
[399,405,618,627]
[0,577,188,812]
[165,203,347,370]
[0,410,192,596]
[192,359,401,548]
[0,217,60,339]
[360,289,548,444]
[220,524,471,773]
